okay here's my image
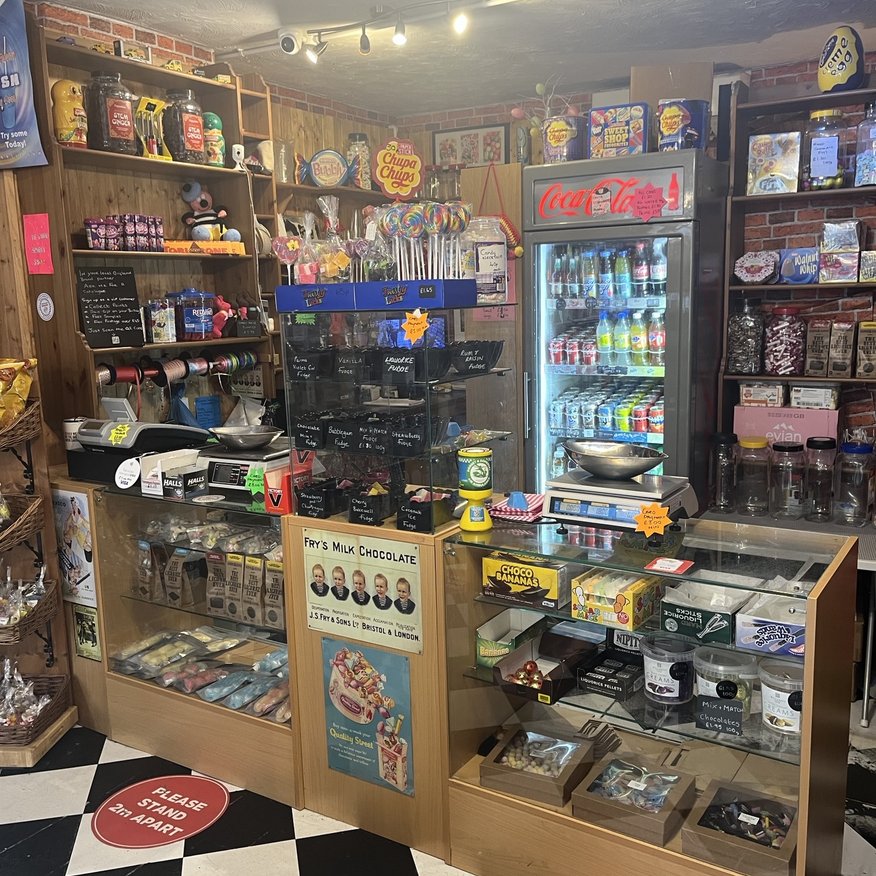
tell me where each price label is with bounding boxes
[634,502,671,537]
[738,812,761,826]
[627,780,648,791]
[109,422,131,447]
[402,309,429,344]
[645,557,694,574]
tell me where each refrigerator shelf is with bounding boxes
[546,296,667,313]
[547,363,665,378]
[549,427,664,445]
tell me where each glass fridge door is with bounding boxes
[532,225,692,491]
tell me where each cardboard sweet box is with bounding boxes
[493,627,598,704]
[660,582,756,645]
[577,655,644,700]
[476,608,548,668]
[480,728,595,807]
[570,568,660,631]
[571,753,697,846]
[481,552,573,611]
[681,779,798,876]
[735,593,805,658]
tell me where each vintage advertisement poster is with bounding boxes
[52,489,97,607]
[0,0,48,169]
[322,637,414,796]
[303,529,422,655]
[73,604,101,661]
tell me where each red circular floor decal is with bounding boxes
[92,775,230,848]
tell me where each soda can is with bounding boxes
[614,403,633,432]
[566,400,582,431]
[549,400,566,429]
[566,338,581,365]
[597,401,615,431]
[581,402,598,430]
[649,402,665,433]
[581,341,597,366]
[548,337,565,365]
[632,403,651,432]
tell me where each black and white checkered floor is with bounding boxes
[3,726,876,875]
[0,726,470,876]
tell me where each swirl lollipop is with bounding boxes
[272,236,300,284]
[401,205,426,279]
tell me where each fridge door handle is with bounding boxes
[523,371,531,439]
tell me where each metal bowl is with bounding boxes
[210,425,283,450]
[563,440,668,480]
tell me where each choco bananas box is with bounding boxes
[482,553,573,610]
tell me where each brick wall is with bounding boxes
[749,51,876,93]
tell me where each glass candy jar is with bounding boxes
[802,109,846,190]
[764,307,805,376]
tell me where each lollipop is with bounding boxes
[400,205,426,279]
[272,236,300,284]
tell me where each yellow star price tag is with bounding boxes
[634,502,671,538]
[109,423,131,446]
[402,309,429,344]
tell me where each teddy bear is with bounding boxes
[180,180,241,242]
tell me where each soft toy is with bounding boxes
[180,181,241,242]
[212,295,235,338]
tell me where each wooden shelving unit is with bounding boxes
[71,249,251,261]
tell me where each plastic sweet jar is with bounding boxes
[802,109,846,190]
[641,634,696,705]
[163,90,205,164]
[462,217,507,299]
[709,431,737,513]
[167,289,216,340]
[804,436,837,522]
[423,165,441,200]
[759,657,804,737]
[737,436,770,516]
[346,133,372,190]
[440,165,462,202]
[694,647,758,720]
[85,71,138,155]
[854,102,876,188]
[726,299,764,374]
[763,306,805,376]
[769,441,805,520]
[833,441,874,527]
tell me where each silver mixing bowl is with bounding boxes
[563,440,668,480]
[210,425,283,450]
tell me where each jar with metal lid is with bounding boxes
[346,132,372,190]
[802,109,846,190]
[854,102,876,187]
[764,306,805,376]
[167,289,215,340]
[85,71,138,155]
[770,441,805,519]
[737,436,769,516]
[440,165,462,201]
[804,436,836,522]
[710,432,738,513]
[162,90,205,164]
[833,441,873,527]
[726,299,763,374]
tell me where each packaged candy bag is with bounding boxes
[0,358,37,428]
[295,212,320,285]
[316,194,351,283]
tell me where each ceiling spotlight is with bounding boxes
[305,37,327,63]
[359,26,371,55]
[452,11,469,33]
[392,16,407,46]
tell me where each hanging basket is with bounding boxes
[0,580,59,645]
[0,401,42,452]
[0,495,45,554]
[0,675,71,746]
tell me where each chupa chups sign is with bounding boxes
[373,138,423,200]
[532,168,686,226]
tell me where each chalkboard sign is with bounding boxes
[76,268,144,348]
[696,695,744,736]
[381,350,415,385]
[294,419,325,450]
[335,350,365,382]
[326,420,357,451]
[349,495,381,526]
[297,488,330,519]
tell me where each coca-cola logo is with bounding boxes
[538,178,641,220]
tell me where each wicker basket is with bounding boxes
[0,675,71,746]
[0,495,45,554]
[0,580,59,645]
[0,401,42,452]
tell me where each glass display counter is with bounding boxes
[441,517,856,876]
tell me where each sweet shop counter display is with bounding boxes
[441,517,856,876]
[92,488,301,807]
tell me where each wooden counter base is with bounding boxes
[106,674,299,807]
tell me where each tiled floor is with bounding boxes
[2,724,875,875]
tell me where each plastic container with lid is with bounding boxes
[462,217,507,301]
[694,647,758,720]
[764,307,805,376]
[804,436,837,522]
[737,436,770,516]
[802,109,846,190]
[85,71,138,155]
[346,133,372,190]
[726,299,764,375]
[759,658,804,736]
[854,102,876,188]
[833,441,873,527]
[710,432,737,513]
[641,634,695,704]
[770,441,805,520]
[162,90,205,164]
[167,289,215,340]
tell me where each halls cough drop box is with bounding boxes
[482,552,573,610]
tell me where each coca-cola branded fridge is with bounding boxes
[523,151,727,500]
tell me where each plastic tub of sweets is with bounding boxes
[694,647,758,719]
[641,634,696,705]
[759,658,804,736]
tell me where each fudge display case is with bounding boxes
[276,280,518,531]
[440,518,856,876]
[93,489,301,805]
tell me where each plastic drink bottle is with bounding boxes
[596,311,614,366]
[598,250,614,299]
[614,249,632,298]
[552,446,567,478]
[648,310,666,366]
[630,311,649,366]
[613,310,631,367]
[566,253,580,299]
[650,239,668,295]
[633,242,650,297]
[580,250,598,300]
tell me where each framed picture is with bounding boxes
[73,604,101,661]
[433,124,509,167]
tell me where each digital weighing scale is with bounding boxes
[544,471,699,528]
[200,438,290,502]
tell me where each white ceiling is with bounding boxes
[67,0,876,116]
